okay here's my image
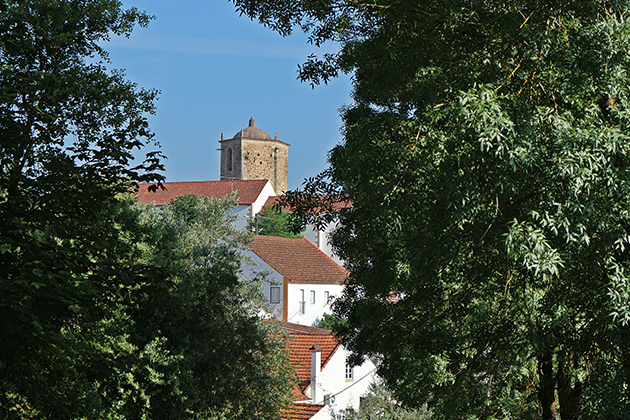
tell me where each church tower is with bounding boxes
[219,118,289,195]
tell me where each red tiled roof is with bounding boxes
[248,236,348,285]
[263,195,353,212]
[283,323,332,335]
[135,180,270,206]
[284,322,341,397]
[282,403,326,420]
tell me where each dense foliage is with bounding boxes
[0,1,293,418]
[252,205,303,238]
[130,194,294,419]
[315,313,348,331]
[233,0,630,418]
[0,0,164,416]
[333,380,432,420]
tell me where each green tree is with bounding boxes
[315,313,348,331]
[333,380,431,420]
[232,1,630,419]
[126,194,294,420]
[0,0,165,417]
[253,205,303,238]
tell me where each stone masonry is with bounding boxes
[219,118,289,195]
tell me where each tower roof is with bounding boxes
[231,117,272,140]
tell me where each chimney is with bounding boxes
[310,345,322,404]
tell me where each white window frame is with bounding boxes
[345,363,354,380]
[299,289,306,314]
[310,290,316,304]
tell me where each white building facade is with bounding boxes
[245,235,347,326]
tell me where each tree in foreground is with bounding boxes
[128,194,294,419]
[232,0,630,418]
[0,0,164,417]
[333,380,431,420]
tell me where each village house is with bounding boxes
[136,179,275,230]
[244,235,347,325]
[281,322,378,419]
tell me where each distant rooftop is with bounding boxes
[136,179,270,206]
[263,195,353,212]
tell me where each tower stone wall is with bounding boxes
[220,118,289,195]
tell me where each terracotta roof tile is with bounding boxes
[263,195,353,212]
[283,322,341,395]
[136,180,270,206]
[281,403,326,420]
[249,236,347,285]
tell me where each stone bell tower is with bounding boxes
[219,118,290,195]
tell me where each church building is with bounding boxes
[219,117,290,195]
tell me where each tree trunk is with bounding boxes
[538,350,557,420]
[557,353,582,420]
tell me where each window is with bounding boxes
[325,291,330,303]
[227,147,233,171]
[310,290,316,304]
[270,287,280,304]
[299,289,306,314]
[345,363,354,380]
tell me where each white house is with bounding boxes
[136,179,276,230]
[261,195,351,266]
[281,322,378,419]
[245,235,347,326]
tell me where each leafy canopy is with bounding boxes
[0,0,164,416]
[128,194,294,420]
[252,205,303,238]
[232,0,630,419]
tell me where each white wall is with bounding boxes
[311,406,333,420]
[229,204,252,231]
[240,249,284,319]
[308,346,377,412]
[302,222,343,266]
[285,283,343,326]
[252,181,277,214]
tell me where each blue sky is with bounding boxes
[107,0,351,191]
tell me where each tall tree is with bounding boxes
[0,0,164,416]
[129,194,294,420]
[232,1,630,418]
